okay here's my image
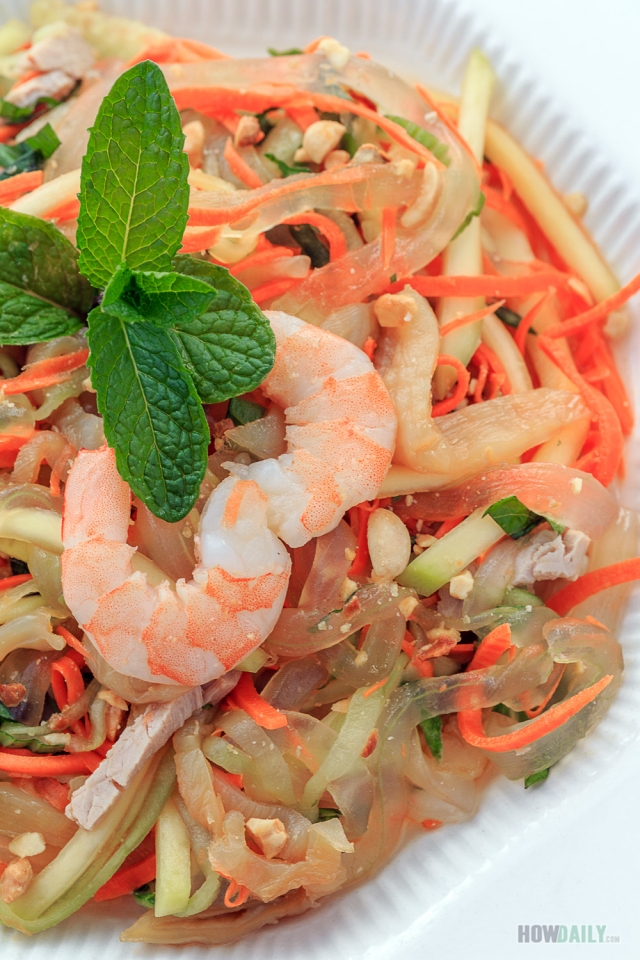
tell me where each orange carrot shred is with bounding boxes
[466,623,512,671]
[0,749,99,775]
[432,354,471,417]
[1,349,89,395]
[363,337,377,361]
[223,137,263,189]
[545,270,640,342]
[33,777,70,813]
[421,818,443,830]
[230,246,295,275]
[44,197,80,221]
[251,277,302,304]
[224,878,250,908]
[546,557,640,617]
[50,657,85,711]
[94,851,156,902]
[233,672,287,729]
[388,272,568,299]
[457,674,613,752]
[0,170,43,206]
[434,516,465,539]
[363,678,387,698]
[381,207,397,270]
[514,291,553,355]
[439,299,505,338]
[54,625,87,659]
[179,225,221,253]
[281,211,347,260]
[0,573,32,591]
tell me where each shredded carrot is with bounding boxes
[432,354,471,417]
[482,185,528,232]
[33,777,70,813]
[187,162,371,226]
[414,656,435,678]
[179,225,221,253]
[284,100,318,130]
[0,749,99,775]
[94,851,157,902]
[466,623,512,671]
[0,573,32,591]
[521,663,566,719]
[54,625,87,659]
[457,674,613,752]
[546,557,640,617]
[401,630,415,658]
[363,678,387,698]
[447,643,476,663]
[44,197,80,221]
[389,272,568,299]
[472,343,512,395]
[251,277,302,304]
[544,270,640,342]
[230,245,295,275]
[1,349,89,395]
[381,207,397,270]
[363,337,377,361]
[348,503,376,575]
[415,83,482,177]
[514,291,553,355]
[421,818,443,830]
[282,211,347,260]
[50,657,85,711]
[434,516,465,539]
[439,299,505,339]
[224,878,250,908]
[126,36,229,67]
[0,170,43,207]
[232,671,287,729]
[0,123,24,143]
[223,137,264,189]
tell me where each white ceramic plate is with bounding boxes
[1,1,639,958]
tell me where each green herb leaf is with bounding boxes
[87,307,208,522]
[384,114,450,166]
[318,807,342,821]
[524,767,550,789]
[0,207,94,344]
[267,47,303,56]
[502,587,544,608]
[495,306,521,329]
[484,495,565,540]
[77,60,189,289]
[10,558,29,576]
[170,256,276,404]
[103,264,215,326]
[419,715,443,762]
[0,95,58,122]
[264,152,311,177]
[340,130,358,158]
[0,122,61,180]
[133,882,156,908]
[0,723,63,753]
[491,702,511,717]
[255,109,277,136]
[484,495,543,540]
[228,396,265,426]
[0,703,12,720]
[451,190,485,241]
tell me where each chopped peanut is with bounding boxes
[1,857,33,904]
[324,149,350,171]
[318,37,351,70]
[448,569,474,600]
[246,817,288,859]
[339,577,358,601]
[563,191,588,218]
[0,682,25,708]
[302,120,347,164]
[374,292,419,328]
[351,143,386,165]
[234,114,263,148]
[8,832,45,858]
[398,596,419,618]
[367,508,412,582]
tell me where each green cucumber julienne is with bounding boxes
[0,59,275,522]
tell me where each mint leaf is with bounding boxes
[0,123,61,180]
[267,47,303,56]
[524,767,550,789]
[0,95,58,122]
[171,256,276,404]
[77,60,189,288]
[229,396,265,425]
[495,306,521,329]
[451,190,485,241]
[419,715,443,762]
[103,265,215,326]
[485,496,542,540]
[384,114,450,166]
[0,703,12,720]
[264,152,311,177]
[133,883,156,908]
[23,122,60,159]
[87,307,208,522]
[0,207,94,344]
[317,807,342,821]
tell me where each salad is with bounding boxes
[0,0,638,947]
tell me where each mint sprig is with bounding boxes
[484,495,565,540]
[73,60,275,521]
[77,60,190,288]
[88,308,209,522]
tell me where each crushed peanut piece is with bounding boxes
[374,292,419,328]
[245,817,288,860]
[8,832,45,858]
[1,857,33,904]
[182,119,205,168]
[448,569,474,600]
[399,596,419,618]
[303,120,347,164]
[234,114,263,148]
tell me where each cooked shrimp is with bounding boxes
[61,312,397,685]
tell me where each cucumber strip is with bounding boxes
[397,508,504,596]
[155,795,192,918]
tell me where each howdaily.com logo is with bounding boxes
[518,926,620,944]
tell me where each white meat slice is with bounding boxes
[22,28,94,78]
[513,528,590,586]
[66,687,203,830]
[65,673,240,830]
[4,70,77,109]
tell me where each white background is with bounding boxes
[412,1,640,956]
